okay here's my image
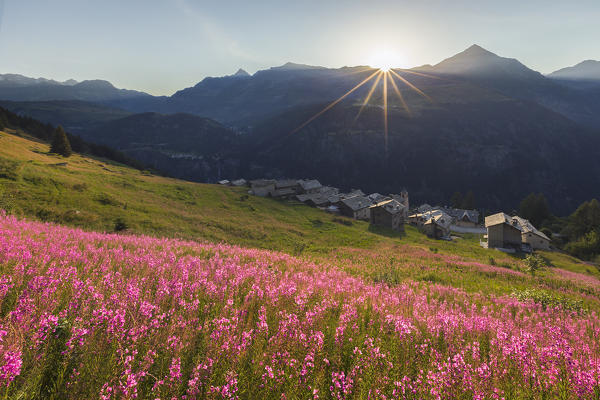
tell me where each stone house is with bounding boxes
[512,216,551,250]
[369,199,405,231]
[297,179,322,194]
[249,179,276,197]
[272,179,299,198]
[484,213,523,249]
[338,195,371,220]
[390,189,409,218]
[442,208,480,228]
[422,211,452,239]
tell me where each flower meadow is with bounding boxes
[0,214,600,399]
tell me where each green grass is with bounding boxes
[0,130,383,255]
[2,129,600,310]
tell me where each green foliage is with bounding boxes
[512,289,585,312]
[450,191,463,208]
[564,199,600,239]
[562,199,600,260]
[114,217,129,232]
[0,110,8,130]
[462,190,475,210]
[450,191,475,209]
[519,193,551,228]
[524,253,545,276]
[50,126,72,157]
[565,230,600,260]
[39,320,71,399]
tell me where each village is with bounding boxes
[219,178,552,254]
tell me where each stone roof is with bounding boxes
[485,212,515,228]
[512,216,551,241]
[418,204,433,213]
[367,193,391,204]
[369,199,405,215]
[340,195,371,211]
[318,186,339,195]
[275,179,298,189]
[295,194,311,202]
[231,179,247,186]
[442,208,479,223]
[250,179,276,187]
[273,187,297,196]
[298,179,322,191]
[340,189,365,200]
[423,210,452,230]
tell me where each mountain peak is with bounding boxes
[75,79,116,90]
[462,44,496,57]
[549,59,600,81]
[271,62,325,71]
[232,68,250,77]
[425,44,542,80]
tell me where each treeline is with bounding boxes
[519,193,600,261]
[0,106,146,170]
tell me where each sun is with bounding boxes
[368,48,401,72]
[291,46,435,156]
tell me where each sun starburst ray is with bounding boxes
[393,68,443,80]
[387,72,411,116]
[291,69,380,134]
[383,71,388,154]
[353,70,383,123]
[389,69,432,102]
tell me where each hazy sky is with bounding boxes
[1,0,599,95]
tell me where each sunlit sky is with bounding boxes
[0,0,599,95]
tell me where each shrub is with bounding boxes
[524,253,545,276]
[565,230,600,261]
[114,217,129,232]
[512,289,585,313]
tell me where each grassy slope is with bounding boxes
[0,130,383,253]
[1,129,599,308]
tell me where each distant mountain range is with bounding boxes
[548,60,600,81]
[0,73,153,103]
[1,45,599,213]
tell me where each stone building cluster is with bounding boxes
[219,179,553,252]
[220,178,409,231]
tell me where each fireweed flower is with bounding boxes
[0,214,598,398]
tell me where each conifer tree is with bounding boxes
[462,191,475,210]
[50,126,72,157]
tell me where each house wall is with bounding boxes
[487,225,504,248]
[371,208,404,231]
[354,207,370,221]
[487,224,521,248]
[522,233,550,250]
[338,203,354,218]
[455,220,478,228]
[424,223,446,239]
[503,224,522,246]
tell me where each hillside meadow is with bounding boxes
[1,214,600,399]
[1,130,600,397]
